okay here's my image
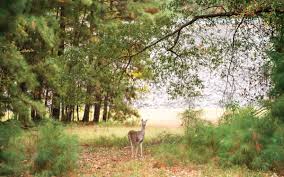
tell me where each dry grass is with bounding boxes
[16,124,274,177]
[66,124,183,145]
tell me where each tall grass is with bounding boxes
[66,124,183,147]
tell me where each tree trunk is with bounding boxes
[72,106,75,121]
[93,95,102,123]
[31,88,42,122]
[82,104,90,122]
[58,5,65,56]
[83,84,92,122]
[52,6,65,120]
[52,92,60,119]
[65,105,73,122]
[31,109,36,121]
[44,89,49,106]
[61,101,65,120]
[76,105,79,121]
[102,95,108,122]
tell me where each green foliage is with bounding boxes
[33,121,79,176]
[180,109,217,163]
[271,95,284,121]
[269,17,284,123]
[0,120,25,175]
[217,108,266,168]
[257,125,284,170]
[157,107,284,171]
[180,108,203,129]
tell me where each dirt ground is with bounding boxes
[76,146,201,177]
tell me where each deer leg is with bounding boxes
[130,142,134,158]
[128,135,134,158]
[135,145,139,158]
[140,143,143,158]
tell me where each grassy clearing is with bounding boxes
[2,120,278,176]
[67,124,274,177]
[66,124,183,147]
[77,143,274,177]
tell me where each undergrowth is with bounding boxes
[0,120,79,176]
[0,120,25,175]
[152,107,284,173]
[33,121,79,176]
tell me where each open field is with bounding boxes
[138,108,225,127]
[66,124,183,145]
[1,108,224,127]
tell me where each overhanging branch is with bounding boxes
[123,7,283,59]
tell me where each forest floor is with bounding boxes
[61,122,281,177]
[76,145,278,177]
[76,145,202,177]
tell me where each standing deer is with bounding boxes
[128,119,148,158]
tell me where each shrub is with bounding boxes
[180,107,284,171]
[256,124,284,170]
[181,109,217,163]
[271,95,284,121]
[216,108,284,170]
[216,108,263,167]
[0,120,25,175]
[180,109,202,130]
[185,121,217,163]
[33,121,79,176]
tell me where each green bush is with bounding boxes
[180,109,217,163]
[33,121,79,176]
[187,123,217,163]
[0,120,25,175]
[179,107,284,171]
[271,95,284,121]
[217,108,264,168]
[216,108,284,170]
[256,124,284,170]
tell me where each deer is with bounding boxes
[128,119,148,158]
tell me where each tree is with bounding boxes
[0,0,58,124]
[125,0,284,105]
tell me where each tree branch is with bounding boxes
[223,16,246,102]
[232,16,245,48]
[167,29,181,51]
[121,7,284,59]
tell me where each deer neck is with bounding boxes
[140,125,145,133]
